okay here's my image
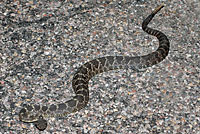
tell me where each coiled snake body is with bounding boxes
[19,5,170,131]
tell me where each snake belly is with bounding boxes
[19,4,169,131]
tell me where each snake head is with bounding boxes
[19,104,40,123]
[34,115,48,131]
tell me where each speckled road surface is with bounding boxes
[0,0,199,134]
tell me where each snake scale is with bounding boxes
[19,5,170,131]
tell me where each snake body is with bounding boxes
[19,5,170,131]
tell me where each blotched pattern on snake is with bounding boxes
[19,5,170,131]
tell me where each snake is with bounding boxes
[19,4,170,131]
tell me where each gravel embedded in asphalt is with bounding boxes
[0,0,199,133]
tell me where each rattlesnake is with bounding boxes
[19,4,170,131]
